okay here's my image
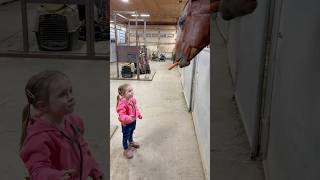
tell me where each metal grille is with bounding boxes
[38,14,68,50]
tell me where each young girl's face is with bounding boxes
[124,86,134,99]
[46,77,75,117]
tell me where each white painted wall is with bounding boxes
[216,0,269,151]
[180,48,210,180]
[216,0,320,179]
[264,0,320,179]
[180,60,195,109]
[192,48,210,180]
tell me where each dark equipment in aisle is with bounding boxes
[121,65,133,78]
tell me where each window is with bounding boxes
[110,25,126,43]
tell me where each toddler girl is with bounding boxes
[116,84,142,159]
[20,70,103,180]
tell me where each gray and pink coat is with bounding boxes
[116,97,142,125]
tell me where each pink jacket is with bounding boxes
[20,113,103,180]
[116,97,142,125]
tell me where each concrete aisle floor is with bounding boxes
[212,17,265,179]
[110,61,205,180]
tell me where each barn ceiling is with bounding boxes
[110,0,187,25]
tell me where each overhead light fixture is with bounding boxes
[131,14,139,17]
[121,0,129,2]
[140,14,150,17]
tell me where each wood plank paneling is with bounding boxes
[110,0,187,25]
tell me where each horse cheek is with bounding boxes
[188,15,210,48]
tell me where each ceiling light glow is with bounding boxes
[140,14,150,17]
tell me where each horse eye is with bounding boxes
[178,16,185,27]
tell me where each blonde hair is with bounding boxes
[116,83,130,106]
[20,70,68,149]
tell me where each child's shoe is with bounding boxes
[129,141,140,149]
[123,149,133,159]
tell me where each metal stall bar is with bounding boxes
[144,19,147,66]
[128,18,149,78]
[128,20,130,45]
[86,0,95,56]
[143,19,147,78]
[114,13,119,78]
[157,28,160,50]
[135,12,140,80]
[21,0,29,52]
[143,19,146,45]
[113,11,147,80]
[113,11,135,79]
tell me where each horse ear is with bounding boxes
[210,1,220,13]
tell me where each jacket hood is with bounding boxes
[24,115,71,143]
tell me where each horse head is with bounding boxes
[174,0,220,68]
[172,0,257,68]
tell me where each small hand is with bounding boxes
[60,169,76,180]
[138,115,143,119]
[131,115,136,121]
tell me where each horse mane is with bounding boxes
[182,0,190,11]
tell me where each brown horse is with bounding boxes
[171,0,257,69]
[173,0,219,68]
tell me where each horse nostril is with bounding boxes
[179,57,190,68]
